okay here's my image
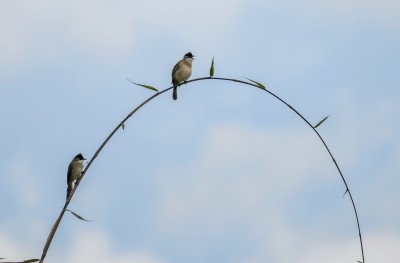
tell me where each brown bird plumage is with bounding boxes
[66,153,86,200]
[171,52,194,100]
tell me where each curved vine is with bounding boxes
[38,76,364,263]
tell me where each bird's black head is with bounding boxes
[184,52,194,58]
[75,153,86,160]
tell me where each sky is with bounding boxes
[0,0,399,262]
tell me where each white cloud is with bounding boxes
[364,232,400,262]
[2,225,398,263]
[0,234,37,262]
[150,118,400,262]
[0,0,137,64]
[296,238,362,263]
[60,0,139,56]
[62,230,164,263]
[155,122,339,234]
[0,0,242,68]
[297,232,400,263]
[0,229,164,263]
[240,232,400,263]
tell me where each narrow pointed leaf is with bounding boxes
[209,57,214,77]
[1,257,40,263]
[314,114,331,128]
[343,189,349,198]
[66,209,92,222]
[245,77,266,89]
[126,78,158,92]
[121,123,125,130]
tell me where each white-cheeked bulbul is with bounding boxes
[66,153,86,200]
[171,52,194,100]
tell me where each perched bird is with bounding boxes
[171,52,194,100]
[66,153,86,200]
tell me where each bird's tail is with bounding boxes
[173,86,178,100]
[66,183,72,200]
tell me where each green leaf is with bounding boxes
[126,78,158,92]
[0,258,39,263]
[245,77,266,89]
[209,57,214,77]
[66,209,92,222]
[314,114,331,128]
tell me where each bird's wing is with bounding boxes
[67,162,73,183]
[172,60,182,78]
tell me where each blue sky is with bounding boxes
[1,0,399,262]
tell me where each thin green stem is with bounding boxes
[39,76,364,263]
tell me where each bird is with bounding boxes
[171,52,194,100]
[66,153,86,200]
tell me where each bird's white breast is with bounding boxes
[175,63,192,81]
[70,162,84,181]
